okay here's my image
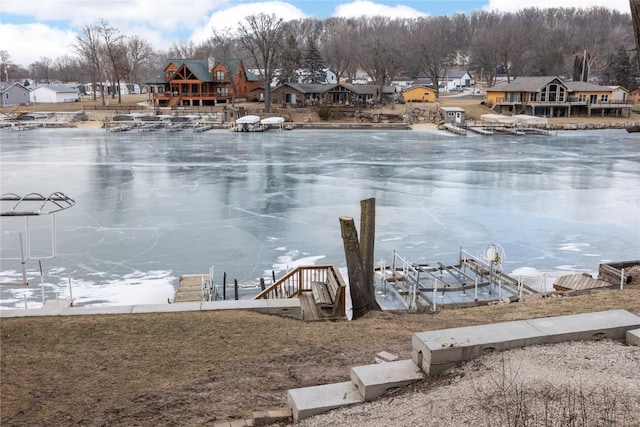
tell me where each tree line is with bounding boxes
[1,6,636,110]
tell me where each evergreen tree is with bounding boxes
[303,37,325,84]
[604,45,633,88]
[278,33,301,85]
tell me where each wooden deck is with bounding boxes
[553,273,613,292]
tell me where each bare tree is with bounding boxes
[53,55,80,83]
[409,16,457,97]
[357,17,405,103]
[74,24,105,104]
[321,18,356,82]
[167,40,198,59]
[237,13,285,113]
[31,57,53,84]
[98,19,127,103]
[125,35,154,87]
[209,28,247,107]
[0,50,12,81]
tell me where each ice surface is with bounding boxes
[1,128,638,307]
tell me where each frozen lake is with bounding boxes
[1,127,638,308]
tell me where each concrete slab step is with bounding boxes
[287,381,363,422]
[627,328,640,346]
[350,359,424,401]
[412,320,546,375]
[412,309,640,376]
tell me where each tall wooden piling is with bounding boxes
[340,215,380,319]
[360,198,375,291]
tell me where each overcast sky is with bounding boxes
[0,0,632,68]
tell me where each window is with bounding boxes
[600,94,608,102]
[216,70,224,80]
[216,87,228,96]
[590,94,598,104]
[579,94,586,102]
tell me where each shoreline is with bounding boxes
[4,118,639,131]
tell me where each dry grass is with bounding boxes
[2,288,639,426]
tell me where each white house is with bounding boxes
[1,81,31,107]
[30,85,79,103]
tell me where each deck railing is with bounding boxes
[254,265,344,300]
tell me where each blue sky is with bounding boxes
[0,0,631,68]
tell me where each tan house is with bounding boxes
[486,76,632,118]
[402,85,437,102]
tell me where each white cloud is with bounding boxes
[0,0,226,30]
[333,0,428,18]
[0,23,78,67]
[190,2,307,44]
[484,0,630,13]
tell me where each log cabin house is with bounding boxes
[146,58,262,107]
[486,76,633,118]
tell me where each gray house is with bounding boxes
[1,81,30,107]
[271,83,337,106]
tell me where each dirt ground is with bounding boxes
[2,286,639,426]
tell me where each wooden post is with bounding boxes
[340,216,380,319]
[360,198,375,292]
[223,272,227,300]
[234,279,239,301]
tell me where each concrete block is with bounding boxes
[287,381,363,422]
[350,359,424,401]
[627,328,640,346]
[267,408,292,422]
[251,410,270,426]
[526,309,640,343]
[411,310,640,377]
[200,300,269,311]
[412,320,546,368]
[131,302,202,313]
[64,305,135,315]
[266,299,303,318]
[376,351,400,363]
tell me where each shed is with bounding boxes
[439,106,466,125]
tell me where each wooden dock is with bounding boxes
[441,123,467,135]
[553,273,613,292]
[467,126,494,135]
[174,274,209,303]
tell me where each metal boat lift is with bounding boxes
[375,244,537,311]
[1,192,76,286]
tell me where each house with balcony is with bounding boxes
[486,76,632,118]
[146,58,262,107]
